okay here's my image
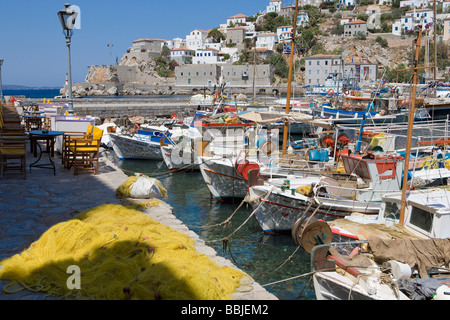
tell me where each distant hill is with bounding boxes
[3,85,60,90]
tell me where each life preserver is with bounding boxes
[344,89,349,95]
[328,89,334,95]
[134,123,141,130]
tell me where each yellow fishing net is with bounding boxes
[116,175,168,199]
[0,204,243,300]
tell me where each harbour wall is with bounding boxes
[29,95,277,120]
[71,99,197,119]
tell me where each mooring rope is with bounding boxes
[184,196,248,230]
[206,186,275,244]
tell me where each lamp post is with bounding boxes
[57,4,78,115]
[0,59,4,104]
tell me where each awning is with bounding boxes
[237,111,333,129]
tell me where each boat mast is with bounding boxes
[282,0,300,155]
[399,25,423,225]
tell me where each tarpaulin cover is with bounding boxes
[368,238,450,278]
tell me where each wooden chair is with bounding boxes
[62,124,94,168]
[67,127,103,175]
[0,133,28,179]
[1,111,24,132]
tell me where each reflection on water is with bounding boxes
[108,154,316,300]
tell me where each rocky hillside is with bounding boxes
[318,35,411,71]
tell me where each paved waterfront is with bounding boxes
[0,141,276,300]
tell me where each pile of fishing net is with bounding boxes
[116,174,168,199]
[0,204,243,300]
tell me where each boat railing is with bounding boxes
[267,156,335,178]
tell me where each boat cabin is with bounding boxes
[379,188,450,239]
[338,153,404,202]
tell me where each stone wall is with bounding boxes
[69,98,197,120]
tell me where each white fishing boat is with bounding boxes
[247,152,405,234]
[109,127,173,160]
[311,187,450,300]
[305,76,344,96]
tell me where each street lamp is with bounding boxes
[57,3,78,115]
[0,59,4,104]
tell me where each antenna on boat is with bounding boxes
[282,0,300,156]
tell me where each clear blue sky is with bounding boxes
[0,0,275,88]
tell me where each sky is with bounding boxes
[0,0,278,88]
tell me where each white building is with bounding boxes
[392,8,434,35]
[340,0,357,7]
[267,0,283,14]
[192,48,221,65]
[165,38,183,50]
[277,26,293,42]
[170,47,195,65]
[219,47,240,63]
[297,10,309,26]
[185,29,210,51]
[444,1,450,13]
[256,32,278,50]
[227,13,248,26]
[399,0,428,8]
[443,16,450,41]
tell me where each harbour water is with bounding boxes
[107,153,316,300]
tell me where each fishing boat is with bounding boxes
[109,126,173,160]
[309,25,450,301]
[197,110,334,200]
[311,187,450,300]
[246,152,405,234]
[304,76,344,96]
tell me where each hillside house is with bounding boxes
[305,54,342,86]
[399,0,428,8]
[297,10,309,26]
[247,48,275,61]
[305,54,378,87]
[186,29,210,51]
[340,16,355,25]
[192,48,221,65]
[227,14,248,26]
[267,0,283,14]
[128,38,166,60]
[344,19,368,37]
[340,0,357,7]
[277,26,293,42]
[392,8,434,35]
[170,47,195,65]
[443,16,450,41]
[256,32,278,50]
[226,27,247,45]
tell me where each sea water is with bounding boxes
[109,156,316,300]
